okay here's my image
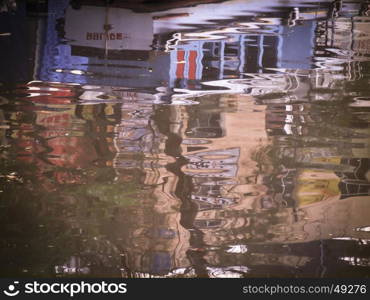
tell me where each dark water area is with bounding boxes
[0,0,370,278]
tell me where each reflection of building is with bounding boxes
[106,93,191,276]
[181,94,269,215]
[4,81,120,185]
[2,82,191,277]
[148,93,273,277]
[33,0,366,95]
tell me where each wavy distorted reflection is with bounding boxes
[0,0,370,278]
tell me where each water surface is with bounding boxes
[1,0,370,277]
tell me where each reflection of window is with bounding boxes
[194,219,223,228]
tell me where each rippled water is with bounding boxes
[1,0,370,277]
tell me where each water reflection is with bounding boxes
[0,0,370,278]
